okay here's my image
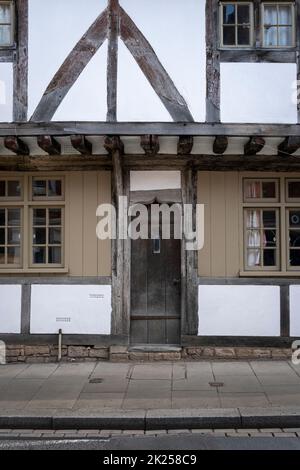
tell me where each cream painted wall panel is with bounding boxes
[30,285,111,334]
[69,173,84,276]
[289,286,300,336]
[211,173,226,277]
[225,173,240,277]
[0,285,22,334]
[98,172,112,277]
[198,285,280,336]
[83,173,98,276]
[198,172,211,277]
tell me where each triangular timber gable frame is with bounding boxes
[30,0,194,123]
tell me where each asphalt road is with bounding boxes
[1,435,300,450]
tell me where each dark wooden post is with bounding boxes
[206,0,220,122]
[13,0,28,121]
[107,0,119,122]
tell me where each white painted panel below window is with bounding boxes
[290,285,300,336]
[30,285,111,334]
[130,171,181,191]
[0,63,13,122]
[221,63,297,124]
[0,285,22,333]
[198,285,280,336]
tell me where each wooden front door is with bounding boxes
[130,228,181,345]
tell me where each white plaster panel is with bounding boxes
[0,285,22,334]
[221,63,297,123]
[30,285,111,334]
[198,285,280,336]
[130,171,181,191]
[0,63,13,122]
[290,285,300,337]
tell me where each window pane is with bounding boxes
[0,246,4,264]
[33,246,46,264]
[223,26,236,45]
[7,228,20,245]
[48,247,61,264]
[290,230,300,247]
[290,250,300,267]
[7,181,21,197]
[0,228,4,245]
[246,210,261,228]
[48,180,62,197]
[49,208,61,226]
[237,26,250,45]
[49,227,61,245]
[245,181,261,199]
[7,208,20,226]
[33,209,46,226]
[223,4,236,24]
[262,182,276,198]
[7,247,20,265]
[237,4,250,23]
[278,26,292,46]
[0,24,11,45]
[33,228,46,245]
[247,249,261,267]
[32,180,46,197]
[264,26,278,46]
[278,5,292,25]
[263,249,276,266]
[0,181,5,197]
[264,5,277,25]
[289,211,300,227]
[263,210,276,227]
[288,181,300,199]
[264,230,277,247]
[0,209,5,226]
[0,4,11,22]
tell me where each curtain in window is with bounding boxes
[246,181,261,199]
[247,210,261,267]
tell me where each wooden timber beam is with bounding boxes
[244,137,265,156]
[119,7,194,122]
[30,9,108,122]
[213,136,228,154]
[4,136,29,155]
[13,0,28,121]
[140,135,160,156]
[278,137,300,156]
[0,123,300,137]
[107,0,119,122]
[70,135,93,155]
[37,136,61,155]
[104,135,124,155]
[178,136,194,155]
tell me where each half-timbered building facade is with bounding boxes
[0,0,299,361]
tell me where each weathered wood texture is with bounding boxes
[70,135,93,155]
[220,50,297,63]
[37,136,61,155]
[107,0,119,122]
[13,0,28,121]
[4,136,29,155]
[206,0,220,122]
[119,7,193,122]
[30,9,108,122]
[140,135,160,156]
[1,122,299,137]
[244,137,265,156]
[178,136,194,155]
[213,136,228,154]
[278,137,300,156]
[297,0,300,123]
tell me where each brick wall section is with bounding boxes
[4,345,292,363]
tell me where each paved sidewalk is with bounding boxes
[1,360,300,412]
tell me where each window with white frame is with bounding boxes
[0,1,14,47]
[243,178,300,272]
[262,3,295,47]
[220,2,253,47]
[0,175,65,270]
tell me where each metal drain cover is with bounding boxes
[209,382,224,387]
[89,378,104,384]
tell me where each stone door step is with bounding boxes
[129,345,182,353]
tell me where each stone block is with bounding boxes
[68,346,89,358]
[215,348,236,358]
[89,348,109,359]
[24,346,50,357]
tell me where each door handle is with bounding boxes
[173,279,181,285]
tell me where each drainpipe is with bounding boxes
[58,329,62,362]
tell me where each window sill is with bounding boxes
[0,268,69,275]
[239,270,300,277]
